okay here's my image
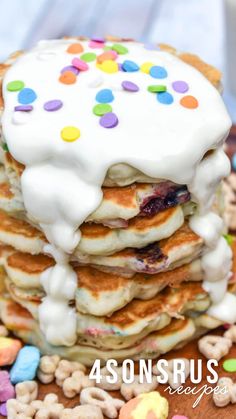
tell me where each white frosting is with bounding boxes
[1,39,235,345]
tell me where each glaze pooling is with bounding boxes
[1,39,234,345]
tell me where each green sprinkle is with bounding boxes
[93,103,112,116]
[1,143,9,152]
[7,80,25,92]
[223,359,236,372]
[148,85,167,93]
[224,234,234,246]
[112,43,128,54]
[103,46,112,51]
[80,52,97,62]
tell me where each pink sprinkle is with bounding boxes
[109,50,118,60]
[172,416,189,419]
[71,58,89,71]
[89,40,104,49]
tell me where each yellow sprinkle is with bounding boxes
[140,62,154,74]
[97,60,118,74]
[61,126,80,142]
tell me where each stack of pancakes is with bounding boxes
[0,46,234,366]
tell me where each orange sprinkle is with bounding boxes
[97,51,117,64]
[67,43,84,54]
[59,71,76,85]
[180,95,198,109]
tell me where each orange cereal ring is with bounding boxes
[59,71,76,85]
[180,95,198,109]
[67,43,84,54]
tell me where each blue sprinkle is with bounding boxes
[157,91,174,105]
[122,60,139,72]
[232,153,236,171]
[96,89,114,103]
[150,66,168,79]
[10,346,40,384]
[18,88,37,105]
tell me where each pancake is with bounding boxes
[0,244,202,316]
[0,161,193,228]
[0,210,201,275]
[0,210,47,254]
[0,245,54,289]
[88,182,191,227]
[74,260,202,316]
[4,275,209,350]
[0,296,223,366]
[75,282,209,349]
[75,223,203,276]
[78,206,184,255]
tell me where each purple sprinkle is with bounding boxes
[172,80,189,93]
[60,65,79,75]
[14,105,33,112]
[44,100,63,112]
[118,63,124,71]
[100,112,118,128]
[122,81,139,92]
[0,403,7,417]
[91,37,105,43]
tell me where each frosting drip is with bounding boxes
[1,39,234,345]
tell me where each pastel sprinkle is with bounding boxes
[157,91,174,105]
[172,80,189,93]
[140,62,154,74]
[180,95,198,109]
[148,85,166,93]
[224,234,234,246]
[122,81,139,92]
[7,80,24,92]
[232,152,236,170]
[61,126,80,142]
[44,100,63,112]
[223,359,236,372]
[67,43,84,54]
[61,65,79,75]
[112,44,128,54]
[100,112,118,128]
[89,40,104,49]
[18,88,37,104]
[97,60,118,73]
[97,51,118,64]
[59,71,77,84]
[122,60,139,72]
[96,89,114,103]
[150,66,168,79]
[80,52,97,62]
[93,103,112,116]
[14,105,33,112]
[72,58,89,71]
[0,402,7,416]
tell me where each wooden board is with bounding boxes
[35,329,236,419]
[2,127,236,419]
